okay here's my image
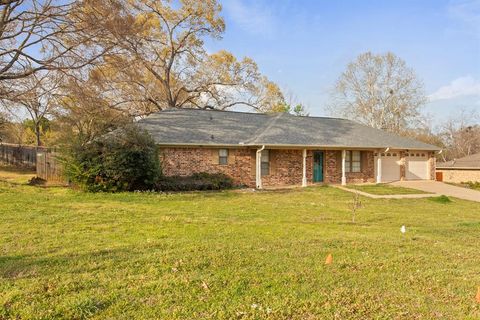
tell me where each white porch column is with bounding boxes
[376,152,382,183]
[255,146,265,189]
[302,149,307,187]
[341,150,347,186]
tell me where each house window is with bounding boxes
[261,150,269,176]
[345,150,361,173]
[219,149,228,165]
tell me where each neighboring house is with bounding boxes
[436,153,480,183]
[137,109,440,188]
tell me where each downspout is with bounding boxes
[256,145,265,189]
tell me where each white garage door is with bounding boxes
[374,152,401,182]
[406,152,429,180]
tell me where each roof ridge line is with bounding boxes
[244,113,285,145]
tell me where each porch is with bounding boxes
[254,147,435,189]
[255,148,375,189]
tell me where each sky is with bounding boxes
[206,0,480,127]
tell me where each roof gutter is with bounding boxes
[153,142,440,151]
[436,166,480,170]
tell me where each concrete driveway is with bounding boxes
[391,180,480,203]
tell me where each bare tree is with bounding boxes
[0,70,61,146]
[0,0,108,92]
[350,191,362,223]
[328,52,427,133]
[439,109,480,161]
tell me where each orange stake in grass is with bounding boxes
[325,253,333,265]
[476,287,480,303]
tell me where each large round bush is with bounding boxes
[63,125,160,192]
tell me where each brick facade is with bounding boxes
[429,152,436,181]
[159,147,411,188]
[262,149,305,187]
[399,151,407,181]
[324,150,341,184]
[160,147,315,188]
[160,147,254,187]
[323,150,375,183]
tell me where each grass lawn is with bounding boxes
[345,183,431,195]
[0,166,36,184]
[0,170,479,319]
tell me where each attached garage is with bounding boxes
[406,152,429,180]
[374,152,401,182]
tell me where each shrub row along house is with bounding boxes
[137,109,440,188]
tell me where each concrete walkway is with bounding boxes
[391,180,480,203]
[335,186,437,199]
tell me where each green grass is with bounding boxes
[345,183,431,195]
[0,171,479,319]
[0,165,35,184]
[429,195,453,204]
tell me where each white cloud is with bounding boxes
[222,0,275,36]
[429,76,480,101]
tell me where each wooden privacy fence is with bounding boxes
[36,148,64,182]
[0,143,38,169]
[0,143,64,182]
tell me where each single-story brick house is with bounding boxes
[436,153,480,183]
[137,109,441,188]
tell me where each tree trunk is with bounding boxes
[35,123,42,147]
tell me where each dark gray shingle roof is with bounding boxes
[437,153,480,169]
[136,109,440,150]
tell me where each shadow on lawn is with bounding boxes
[0,245,151,280]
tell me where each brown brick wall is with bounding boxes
[161,147,320,188]
[324,150,375,184]
[160,147,255,187]
[160,147,376,187]
[262,149,304,187]
[324,150,341,184]
[400,151,407,181]
[429,152,436,180]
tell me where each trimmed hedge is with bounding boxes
[156,173,234,191]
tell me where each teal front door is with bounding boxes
[313,151,324,182]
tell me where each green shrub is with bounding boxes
[462,181,480,190]
[62,125,161,192]
[156,172,234,191]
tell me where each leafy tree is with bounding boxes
[271,103,309,116]
[55,76,130,147]
[62,125,160,192]
[328,52,427,133]
[0,112,9,142]
[79,0,285,115]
